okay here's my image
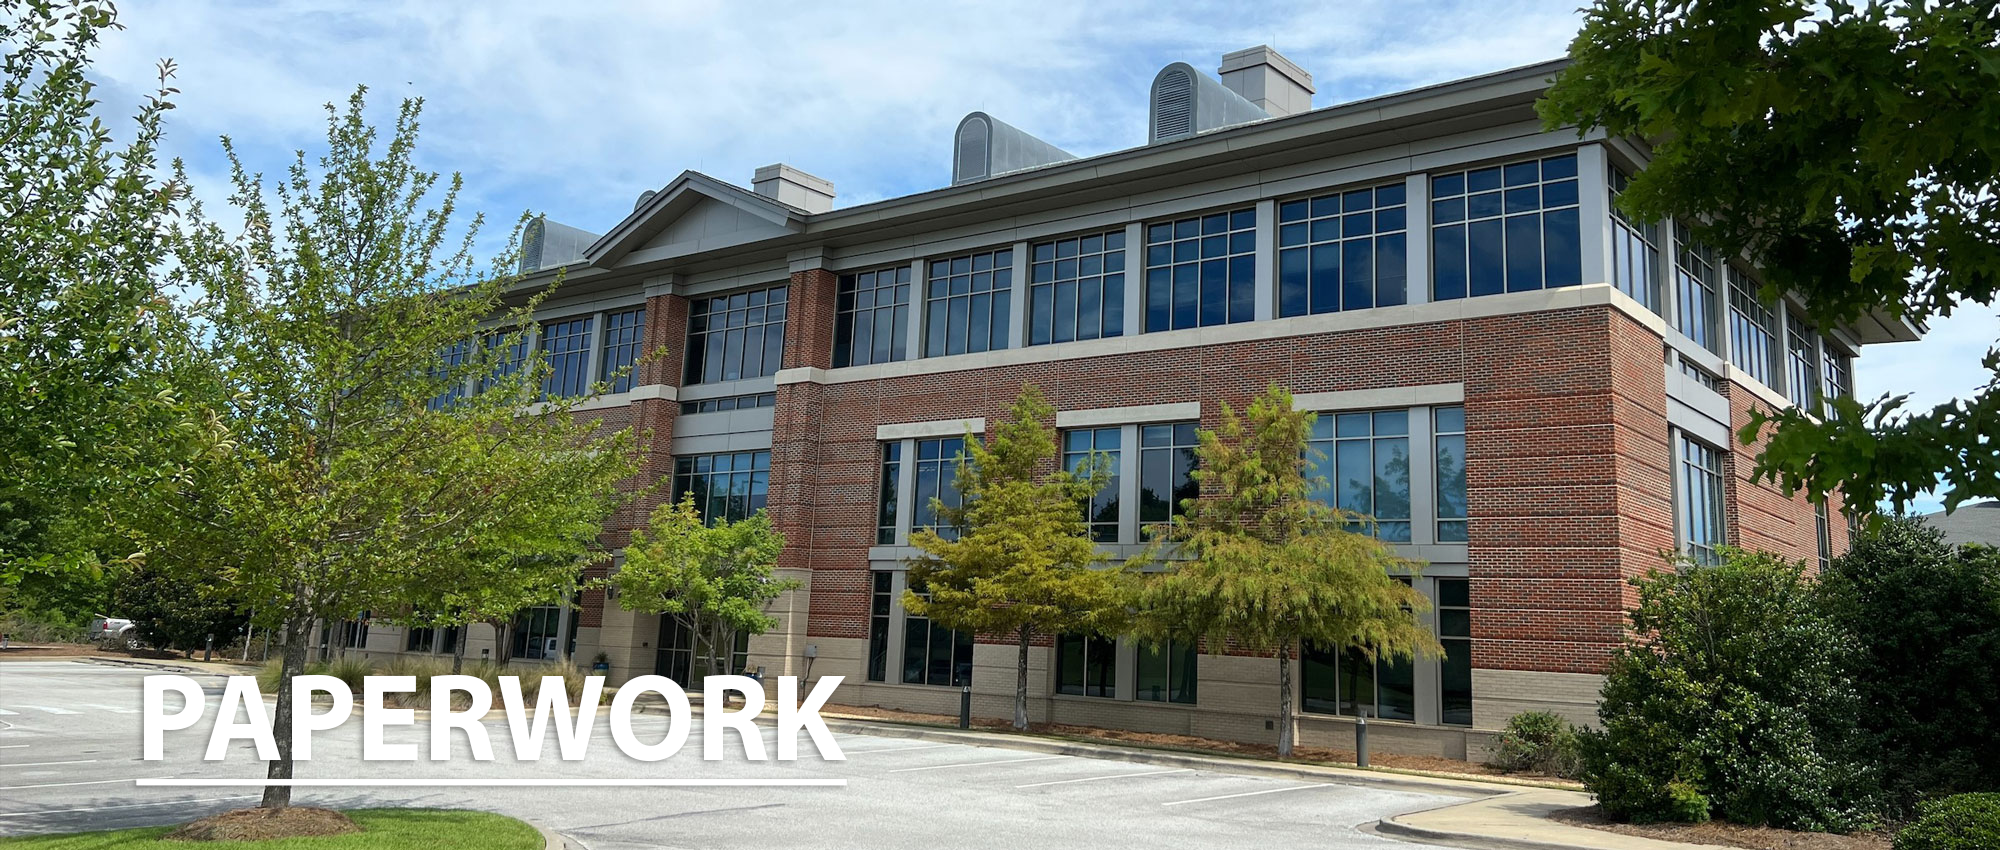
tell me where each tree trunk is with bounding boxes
[262,617,311,809]
[1014,626,1031,731]
[1275,643,1295,759]
[452,626,467,675]
[494,621,510,667]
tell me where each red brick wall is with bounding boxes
[579,291,687,629]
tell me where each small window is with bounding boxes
[1143,209,1256,332]
[478,330,530,394]
[428,339,472,410]
[1787,318,1822,410]
[925,249,1012,357]
[1673,225,1721,354]
[1438,579,1472,726]
[913,437,967,540]
[686,285,788,384]
[1277,183,1408,316]
[834,267,911,368]
[1434,406,1468,543]
[1815,500,1833,572]
[1431,153,1582,301]
[678,392,776,415]
[539,316,594,400]
[877,443,902,545]
[1030,231,1125,345]
[866,572,892,682]
[1821,349,1852,420]
[1056,633,1117,698]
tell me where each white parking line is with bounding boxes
[0,745,26,749]
[837,743,960,755]
[0,796,259,818]
[79,704,139,714]
[0,709,15,716]
[1016,768,1191,788]
[3,759,98,768]
[887,755,1067,773]
[1162,783,1336,807]
[7,706,78,715]
[0,778,159,790]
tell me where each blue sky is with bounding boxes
[88,0,1993,513]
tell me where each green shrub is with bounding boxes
[1895,793,2000,850]
[1823,519,2000,815]
[1581,550,1879,831]
[1489,711,1583,778]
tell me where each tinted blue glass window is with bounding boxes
[1306,410,1412,542]
[599,308,646,393]
[686,286,787,384]
[926,249,1011,357]
[1030,231,1123,345]
[835,267,911,368]
[1277,184,1407,317]
[671,451,771,524]
[1431,153,1582,301]
[1144,209,1255,332]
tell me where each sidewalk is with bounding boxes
[1378,788,1715,850]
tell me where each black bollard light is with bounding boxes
[1355,710,1370,768]
[959,684,972,729]
[204,633,214,662]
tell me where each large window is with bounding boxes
[1815,501,1833,571]
[600,307,645,393]
[1056,633,1117,698]
[539,316,594,400]
[913,437,967,540]
[1434,406,1468,543]
[1030,232,1125,345]
[834,266,911,368]
[1438,578,1472,726]
[1277,184,1408,317]
[1138,422,1200,532]
[1727,267,1779,389]
[1673,225,1721,353]
[1431,153,1582,301]
[1608,167,1660,312]
[1063,428,1122,543]
[1136,639,1197,704]
[1144,208,1256,332]
[925,250,1012,357]
[404,625,458,654]
[686,285,787,384]
[867,572,892,682]
[671,451,771,524]
[902,586,973,687]
[1307,410,1412,542]
[1787,318,1822,410]
[1677,435,1727,566]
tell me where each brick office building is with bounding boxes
[358,48,1919,758]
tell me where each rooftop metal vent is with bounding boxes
[1148,62,1268,145]
[633,189,657,211]
[951,112,1075,185]
[519,215,601,274]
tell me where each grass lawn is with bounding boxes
[0,809,542,849]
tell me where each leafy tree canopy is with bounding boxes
[609,496,793,681]
[1541,0,2000,512]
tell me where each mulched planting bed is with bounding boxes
[1550,805,1893,850]
[165,807,360,842]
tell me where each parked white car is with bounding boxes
[86,616,139,649]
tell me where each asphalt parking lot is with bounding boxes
[0,660,1460,849]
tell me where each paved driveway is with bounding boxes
[0,660,1458,849]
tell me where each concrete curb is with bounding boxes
[1373,808,1595,850]
[810,716,1507,799]
[531,818,584,850]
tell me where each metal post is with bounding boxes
[959,684,972,730]
[204,634,214,662]
[1355,711,1371,768]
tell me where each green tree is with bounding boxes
[1133,386,1435,757]
[906,384,1131,731]
[0,1,188,620]
[129,89,637,810]
[1821,517,2000,814]
[1581,550,1878,830]
[112,561,247,655]
[1540,0,2000,512]
[607,497,793,684]
[394,549,601,674]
